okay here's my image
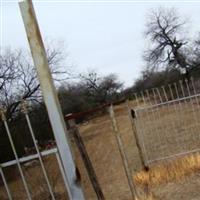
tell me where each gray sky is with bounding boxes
[1,1,200,86]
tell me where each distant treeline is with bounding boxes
[1,7,200,163]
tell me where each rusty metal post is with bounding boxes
[67,118,105,200]
[126,100,149,171]
[108,105,138,200]
[18,1,85,199]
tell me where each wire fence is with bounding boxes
[1,77,200,199]
[65,103,137,200]
[132,78,200,165]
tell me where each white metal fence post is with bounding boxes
[18,1,85,199]
[108,105,138,200]
[126,100,148,170]
[0,167,12,200]
[21,101,56,200]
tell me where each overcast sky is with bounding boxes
[1,0,200,86]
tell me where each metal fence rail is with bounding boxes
[132,78,200,165]
[0,102,69,199]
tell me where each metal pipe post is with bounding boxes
[108,105,138,200]
[18,1,85,199]
[126,100,149,170]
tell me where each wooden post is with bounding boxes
[67,118,105,200]
[126,100,149,171]
[108,105,138,200]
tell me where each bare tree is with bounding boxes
[80,71,123,104]
[144,8,195,77]
[191,34,200,70]
[0,49,21,91]
[0,43,70,120]
[57,71,124,118]
[0,42,72,162]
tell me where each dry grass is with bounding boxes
[0,155,68,200]
[1,102,200,199]
[134,153,200,186]
[137,194,155,200]
[77,103,200,200]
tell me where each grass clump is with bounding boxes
[134,153,200,186]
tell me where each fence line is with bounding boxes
[130,77,200,165]
[1,148,57,168]
[22,101,55,199]
[148,147,200,164]
[0,103,69,199]
[1,76,200,198]
[135,93,200,112]
[1,109,32,200]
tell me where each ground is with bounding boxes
[76,102,200,200]
[0,102,200,199]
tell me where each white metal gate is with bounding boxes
[0,103,70,199]
[133,78,200,165]
[1,0,85,199]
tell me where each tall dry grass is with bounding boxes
[134,153,200,186]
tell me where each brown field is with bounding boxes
[1,101,200,199]
[75,101,200,200]
[0,156,68,200]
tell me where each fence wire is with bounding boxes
[133,78,200,164]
